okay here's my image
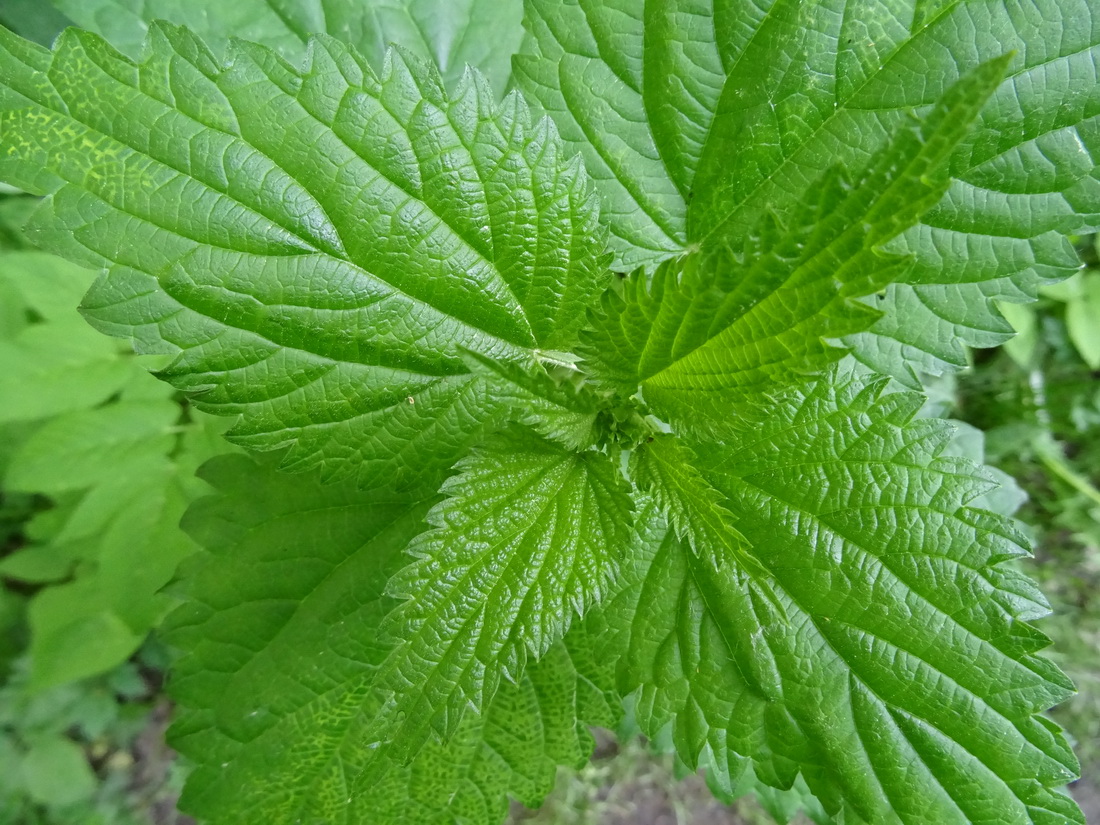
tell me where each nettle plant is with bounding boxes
[1,0,1098,823]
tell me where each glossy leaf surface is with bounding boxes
[517,0,1098,381]
[367,427,632,764]
[610,365,1081,823]
[167,452,621,825]
[51,0,525,95]
[0,24,606,490]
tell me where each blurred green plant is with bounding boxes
[0,194,231,823]
[0,204,231,689]
[0,648,185,825]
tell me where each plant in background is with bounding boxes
[0,653,182,825]
[0,245,229,690]
[0,2,1098,824]
[0,195,230,823]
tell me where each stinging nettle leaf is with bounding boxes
[167,451,620,825]
[461,348,604,450]
[0,23,608,491]
[629,434,755,576]
[517,0,1099,382]
[580,55,1009,423]
[367,628,621,825]
[363,426,633,766]
[166,452,438,824]
[607,363,1082,824]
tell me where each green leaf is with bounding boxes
[6,406,224,688]
[166,452,435,822]
[0,24,607,490]
[0,278,24,339]
[167,452,620,825]
[365,427,632,763]
[0,193,39,252]
[997,301,1040,368]
[462,348,603,450]
[0,545,72,583]
[0,321,136,424]
[26,611,145,692]
[368,629,621,825]
[608,363,1082,823]
[580,56,1006,414]
[0,253,141,423]
[21,459,206,689]
[0,590,24,679]
[52,0,525,96]
[1065,273,1100,368]
[629,435,753,573]
[517,0,1099,380]
[741,770,835,825]
[20,736,97,807]
[1039,270,1084,303]
[0,251,90,322]
[5,401,178,493]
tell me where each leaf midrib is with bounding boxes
[241,45,537,346]
[634,247,849,390]
[193,499,426,825]
[687,523,1041,821]
[682,530,983,820]
[25,34,542,359]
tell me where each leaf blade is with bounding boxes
[580,54,1009,420]
[519,0,1100,379]
[0,24,608,489]
[608,364,1083,823]
[51,0,526,96]
[166,452,438,823]
[365,427,633,764]
[167,451,620,825]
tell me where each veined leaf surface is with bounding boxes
[609,364,1082,823]
[580,57,1003,421]
[167,452,620,825]
[0,24,607,490]
[517,0,1098,381]
[51,0,525,96]
[367,629,621,825]
[0,6,1088,824]
[366,427,632,765]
